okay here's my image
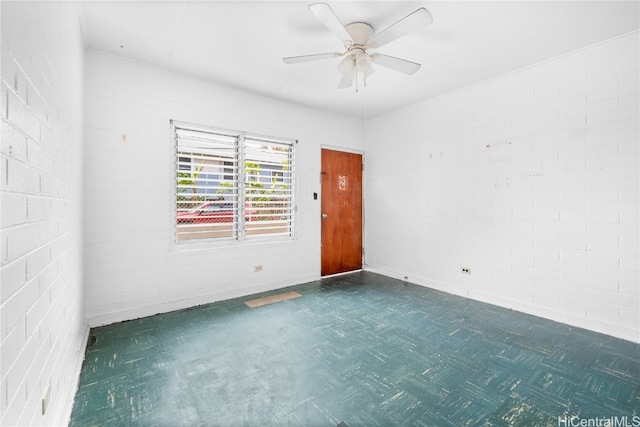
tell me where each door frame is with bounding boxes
[320,145,365,276]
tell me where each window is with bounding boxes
[174,121,295,242]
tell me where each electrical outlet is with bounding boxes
[461,267,471,274]
[254,265,263,272]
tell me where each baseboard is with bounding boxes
[86,273,319,328]
[363,266,640,344]
[54,323,91,426]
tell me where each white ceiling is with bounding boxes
[80,1,640,118]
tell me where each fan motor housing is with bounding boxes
[345,22,374,46]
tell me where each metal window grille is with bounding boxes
[174,122,295,242]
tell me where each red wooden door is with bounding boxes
[321,149,363,276]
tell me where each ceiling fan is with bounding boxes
[283,3,433,90]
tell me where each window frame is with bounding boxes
[172,120,296,245]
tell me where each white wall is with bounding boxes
[83,51,364,326]
[0,2,87,426]
[365,32,639,343]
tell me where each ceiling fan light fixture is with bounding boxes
[338,55,355,75]
[355,52,373,74]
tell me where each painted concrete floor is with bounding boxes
[70,272,640,426]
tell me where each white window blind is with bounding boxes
[174,122,295,242]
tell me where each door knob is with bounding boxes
[322,213,328,219]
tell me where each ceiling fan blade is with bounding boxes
[309,3,352,46]
[338,75,353,89]
[283,52,342,64]
[370,53,421,75]
[367,8,433,48]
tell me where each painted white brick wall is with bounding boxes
[83,52,364,326]
[365,32,640,343]
[0,2,87,426]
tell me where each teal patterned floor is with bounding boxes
[70,272,640,426]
